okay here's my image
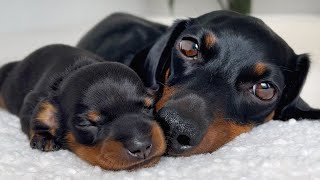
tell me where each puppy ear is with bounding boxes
[143,20,188,90]
[275,54,320,120]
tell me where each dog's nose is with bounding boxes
[157,107,203,154]
[126,138,152,159]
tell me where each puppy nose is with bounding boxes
[126,138,152,159]
[157,107,203,154]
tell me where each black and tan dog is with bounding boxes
[77,10,320,156]
[0,44,166,170]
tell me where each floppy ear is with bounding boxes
[142,20,188,91]
[275,54,320,120]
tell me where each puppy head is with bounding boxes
[144,10,317,156]
[49,62,165,170]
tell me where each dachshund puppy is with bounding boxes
[77,11,320,156]
[0,44,166,170]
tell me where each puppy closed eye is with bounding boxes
[75,110,100,130]
[75,120,98,132]
[76,120,95,127]
[75,119,99,145]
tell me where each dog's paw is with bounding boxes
[30,133,61,152]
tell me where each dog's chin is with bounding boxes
[97,154,162,171]
[125,156,162,171]
[165,147,193,157]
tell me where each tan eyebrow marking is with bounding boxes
[144,97,154,108]
[87,110,101,122]
[254,62,267,76]
[204,32,216,49]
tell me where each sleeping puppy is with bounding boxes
[77,11,320,156]
[0,44,166,170]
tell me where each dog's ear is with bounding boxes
[143,20,188,91]
[275,54,320,120]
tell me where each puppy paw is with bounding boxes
[30,133,61,152]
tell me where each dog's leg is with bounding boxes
[20,92,61,152]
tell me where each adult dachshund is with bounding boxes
[0,44,165,170]
[77,10,320,156]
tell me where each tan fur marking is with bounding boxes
[35,101,58,135]
[150,122,167,156]
[155,69,176,112]
[29,130,35,139]
[66,122,166,170]
[155,86,176,112]
[205,32,216,49]
[255,62,267,76]
[87,110,100,122]
[178,115,253,156]
[0,95,6,109]
[66,132,103,166]
[144,97,154,108]
[265,111,275,122]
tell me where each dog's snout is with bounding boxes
[126,137,153,159]
[157,107,204,154]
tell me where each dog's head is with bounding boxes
[42,62,166,170]
[142,10,318,156]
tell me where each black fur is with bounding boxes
[77,10,320,156]
[0,44,165,170]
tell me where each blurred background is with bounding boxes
[0,0,319,32]
[0,0,319,107]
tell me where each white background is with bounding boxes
[0,0,319,32]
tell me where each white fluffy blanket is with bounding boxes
[0,14,319,179]
[1,109,320,179]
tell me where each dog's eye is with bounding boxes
[75,120,98,135]
[251,82,276,100]
[179,38,199,59]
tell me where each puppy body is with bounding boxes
[78,13,167,66]
[0,45,100,120]
[0,44,166,170]
[77,11,320,156]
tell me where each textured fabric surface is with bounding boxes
[1,109,320,179]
